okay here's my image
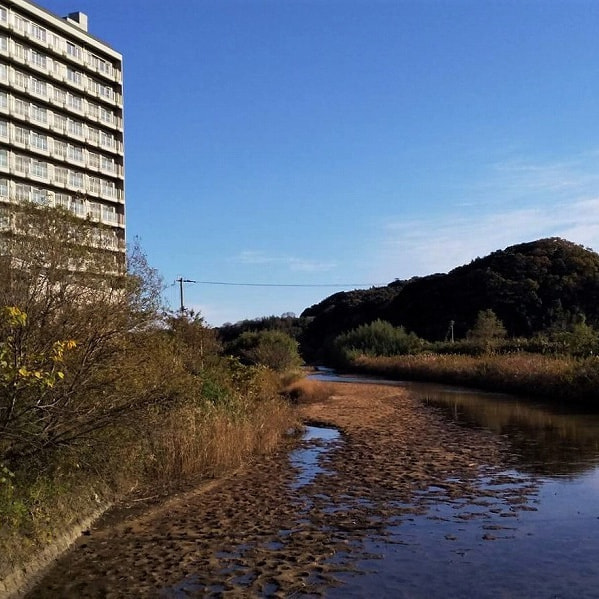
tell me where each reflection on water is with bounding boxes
[310,373,599,597]
[417,385,599,476]
[289,425,341,489]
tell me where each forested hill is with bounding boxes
[300,238,599,355]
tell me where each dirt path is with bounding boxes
[25,382,536,598]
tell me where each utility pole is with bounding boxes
[176,277,196,315]
[446,320,455,343]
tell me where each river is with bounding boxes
[25,375,599,598]
[311,373,599,598]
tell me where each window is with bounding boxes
[53,87,67,105]
[68,171,83,189]
[101,180,114,198]
[0,35,7,52]
[0,7,7,22]
[71,196,85,216]
[0,149,7,168]
[54,139,67,158]
[66,67,82,86]
[54,166,67,185]
[15,184,31,202]
[99,130,114,149]
[67,145,83,162]
[30,50,47,70]
[48,33,60,49]
[101,155,115,172]
[31,104,47,124]
[100,107,113,124]
[15,155,29,173]
[0,120,8,138]
[14,15,28,34]
[88,176,100,193]
[88,152,99,169]
[13,126,28,145]
[55,193,70,209]
[98,59,112,77]
[0,179,8,198]
[66,42,82,61]
[14,43,25,61]
[87,127,99,145]
[0,91,7,109]
[31,161,48,179]
[53,113,67,132]
[68,119,83,137]
[68,93,83,112]
[31,78,47,97]
[0,63,6,81]
[87,103,98,120]
[101,204,117,224]
[14,98,28,118]
[31,131,47,151]
[14,71,27,90]
[99,84,113,101]
[32,188,47,205]
[88,201,101,220]
[31,24,46,43]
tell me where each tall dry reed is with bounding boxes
[145,397,298,482]
[351,353,599,405]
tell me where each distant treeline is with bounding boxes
[219,238,599,365]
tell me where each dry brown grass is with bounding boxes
[283,378,338,404]
[146,397,298,481]
[351,352,599,405]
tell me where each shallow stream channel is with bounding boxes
[306,372,599,598]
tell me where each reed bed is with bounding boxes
[351,353,599,405]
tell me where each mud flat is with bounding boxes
[24,382,540,598]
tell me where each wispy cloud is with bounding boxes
[372,152,599,282]
[234,250,336,272]
[471,150,599,205]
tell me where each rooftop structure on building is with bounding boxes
[0,0,124,258]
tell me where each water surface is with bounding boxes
[314,374,599,598]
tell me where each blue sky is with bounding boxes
[43,0,599,325]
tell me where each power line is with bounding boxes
[174,277,384,313]
[189,280,379,288]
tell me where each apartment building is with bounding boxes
[0,0,124,257]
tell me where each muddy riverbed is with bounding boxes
[25,381,599,598]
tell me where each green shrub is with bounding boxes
[331,319,424,365]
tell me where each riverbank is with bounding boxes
[23,380,536,598]
[1,390,297,599]
[346,352,599,406]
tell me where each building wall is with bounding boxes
[0,0,124,254]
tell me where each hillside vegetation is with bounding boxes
[301,238,599,360]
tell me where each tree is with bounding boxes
[229,330,302,372]
[331,319,423,364]
[0,205,174,462]
[467,309,506,353]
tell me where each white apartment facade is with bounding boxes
[0,0,124,255]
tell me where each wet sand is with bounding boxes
[25,382,537,598]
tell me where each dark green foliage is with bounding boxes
[218,314,309,345]
[301,238,599,354]
[301,284,404,362]
[466,309,507,354]
[331,319,424,365]
[227,330,302,372]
